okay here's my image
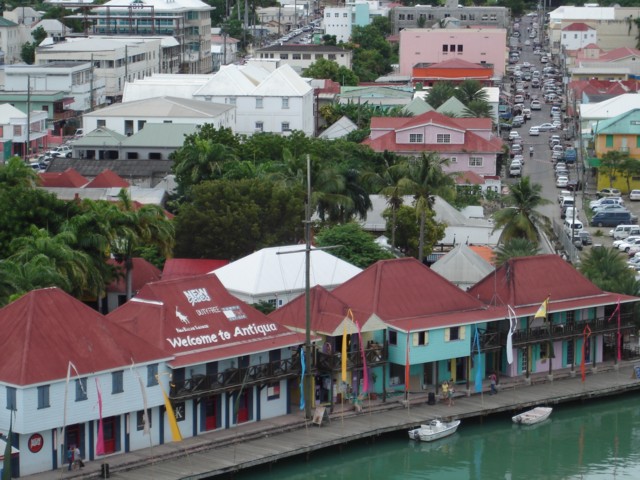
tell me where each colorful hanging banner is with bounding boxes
[581,325,592,382]
[95,379,105,455]
[299,347,306,411]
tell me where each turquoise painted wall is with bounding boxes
[354,3,369,27]
[387,327,472,365]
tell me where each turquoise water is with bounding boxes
[232,394,640,479]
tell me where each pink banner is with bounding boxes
[95,379,105,456]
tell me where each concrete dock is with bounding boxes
[25,361,640,480]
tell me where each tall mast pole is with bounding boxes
[304,153,312,420]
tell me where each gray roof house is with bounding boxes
[430,244,494,290]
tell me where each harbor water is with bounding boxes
[231,393,640,480]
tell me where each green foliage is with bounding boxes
[426,82,456,109]
[492,177,550,244]
[302,57,359,86]
[174,179,305,260]
[493,238,539,267]
[452,185,484,209]
[315,223,394,269]
[20,42,35,64]
[253,300,276,315]
[580,247,640,296]
[32,26,47,44]
[600,150,629,189]
[383,205,445,258]
[349,18,395,82]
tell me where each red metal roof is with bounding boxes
[418,58,492,70]
[106,257,162,294]
[599,47,640,62]
[38,168,88,188]
[562,22,594,31]
[162,258,229,281]
[85,169,130,188]
[108,274,303,361]
[455,170,485,185]
[468,255,639,313]
[0,288,171,386]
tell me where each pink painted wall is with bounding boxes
[399,28,507,77]
[396,125,465,144]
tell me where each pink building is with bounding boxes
[399,28,507,78]
[362,111,504,177]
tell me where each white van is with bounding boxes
[560,196,575,209]
[611,225,640,240]
[563,206,579,221]
[509,163,522,177]
[564,219,583,236]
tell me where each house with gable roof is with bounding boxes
[271,257,505,407]
[430,243,494,290]
[0,288,173,476]
[108,273,307,434]
[469,255,639,379]
[193,63,314,136]
[213,245,362,309]
[362,111,504,177]
[561,23,597,51]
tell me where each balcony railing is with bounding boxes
[510,315,635,346]
[316,343,387,373]
[170,355,300,400]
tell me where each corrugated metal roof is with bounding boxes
[83,96,233,119]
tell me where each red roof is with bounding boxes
[38,168,88,188]
[365,111,501,154]
[468,246,495,265]
[106,257,162,294]
[85,169,130,188]
[162,258,229,281]
[562,22,594,31]
[599,47,640,62]
[468,255,639,315]
[0,288,170,385]
[419,58,492,70]
[455,170,485,185]
[108,274,305,365]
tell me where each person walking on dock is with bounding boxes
[490,373,498,395]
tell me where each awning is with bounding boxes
[0,438,19,460]
[61,97,74,105]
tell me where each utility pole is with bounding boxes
[26,74,31,159]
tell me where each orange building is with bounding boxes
[412,58,494,87]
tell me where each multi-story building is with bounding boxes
[36,37,164,104]
[0,17,28,64]
[255,44,353,73]
[561,23,597,51]
[391,0,509,36]
[323,1,390,43]
[90,0,213,74]
[398,28,507,78]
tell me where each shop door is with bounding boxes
[236,391,250,423]
[204,396,216,431]
[103,417,117,454]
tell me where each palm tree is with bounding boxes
[172,137,238,192]
[493,238,539,267]
[0,257,71,306]
[462,99,494,119]
[0,156,39,188]
[580,246,640,295]
[454,79,489,105]
[391,152,455,261]
[426,81,456,109]
[492,177,550,244]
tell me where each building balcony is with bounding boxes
[170,355,301,401]
[316,343,387,372]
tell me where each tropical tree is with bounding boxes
[618,157,640,194]
[454,79,488,105]
[492,177,550,244]
[302,57,359,86]
[462,99,494,119]
[0,156,39,187]
[390,152,455,261]
[383,204,445,258]
[315,222,394,269]
[0,258,71,306]
[599,150,627,188]
[580,246,640,296]
[493,238,539,267]
[426,81,456,109]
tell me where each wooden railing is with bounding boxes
[316,344,387,373]
[170,355,300,400]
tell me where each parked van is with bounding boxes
[563,219,583,236]
[611,225,640,240]
[590,210,632,227]
[509,163,522,177]
[560,196,575,209]
[562,206,579,221]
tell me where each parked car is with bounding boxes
[596,188,622,198]
[590,197,624,209]
[591,210,633,228]
[47,145,73,158]
[537,123,555,132]
[529,126,540,136]
[577,231,592,246]
[530,100,542,110]
[630,189,640,201]
[556,176,569,188]
[508,131,521,141]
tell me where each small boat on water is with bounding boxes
[408,419,461,442]
[512,407,553,425]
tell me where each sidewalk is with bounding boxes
[24,360,639,480]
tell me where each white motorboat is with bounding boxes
[408,419,461,442]
[512,406,553,425]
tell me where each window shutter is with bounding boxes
[413,333,419,346]
[424,332,429,345]
[444,328,450,342]
[460,326,466,340]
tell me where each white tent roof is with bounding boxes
[212,245,362,298]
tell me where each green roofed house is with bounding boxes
[436,96,468,117]
[339,85,414,110]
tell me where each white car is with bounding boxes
[47,145,73,158]
[558,190,572,203]
[614,235,640,248]
[619,238,640,252]
[556,176,569,188]
[530,100,542,110]
[508,131,521,141]
[529,126,540,136]
[630,190,640,201]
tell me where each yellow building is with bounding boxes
[593,108,640,192]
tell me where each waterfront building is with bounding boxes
[0,288,172,476]
[108,273,307,436]
[469,255,639,378]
